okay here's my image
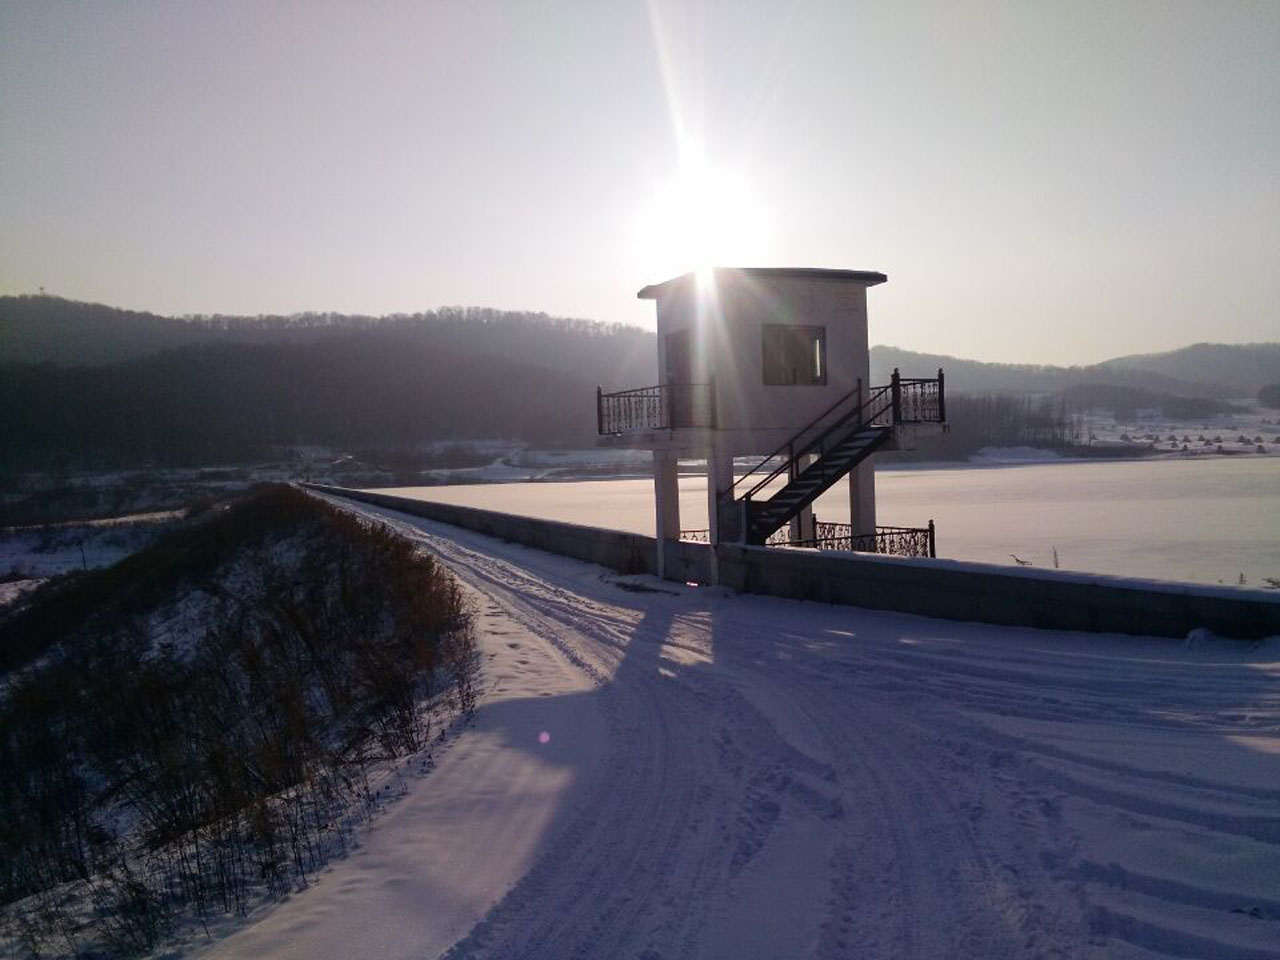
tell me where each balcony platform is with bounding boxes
[595,426,716,453]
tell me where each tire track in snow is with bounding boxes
[429,581,828,958]
[340,504,764,957]
[704,605,1083,959]
[362,515,857,957]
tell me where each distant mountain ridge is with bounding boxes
[1092,342,1280,394]
[871,343,1280,398]
[5,295,1274,397]
[2,295,1276,471]
[0,294,656,374]
[0,296,658,470]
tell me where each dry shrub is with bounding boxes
[1,484,477,956]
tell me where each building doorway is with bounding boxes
[664,329,693,427]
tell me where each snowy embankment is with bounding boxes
[0,510,187,579]
[198,494,1280,960]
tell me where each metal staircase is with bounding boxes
[730,369,945,545]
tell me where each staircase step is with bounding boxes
[743,425,893,542]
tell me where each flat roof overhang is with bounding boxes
[638,267,888,299]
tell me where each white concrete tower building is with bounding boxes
[597,267,944,579]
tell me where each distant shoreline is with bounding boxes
[879,448,1279,473]
[407,448,1280,486]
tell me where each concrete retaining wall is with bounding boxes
[305,484,668,576]
[717,544,1280,640]
[662,538,714,584]
[308,485,1279,640]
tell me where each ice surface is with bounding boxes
[375,455,1280,586]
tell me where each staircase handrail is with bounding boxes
[731,367,944,503]
[733,379,893,502]
[727,382,861,499]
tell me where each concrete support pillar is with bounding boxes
[704,442,734,586]
[849,456,877,541]
[789,453,817,543]
[653,452,680,579]
[705,443,734,545]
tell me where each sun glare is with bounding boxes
[634,158,770,282]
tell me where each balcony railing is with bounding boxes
[597,381,716,434]
[679,519,936,558]
[895,374,945,424]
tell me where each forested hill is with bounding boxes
[3,295,1276,471]
[0,294,657,376]
[1092,342,1280,394]
[871,343,1280,398]
[7,295,1274,397]
[1,295,368,365]
[7,296,1269,399]
[0,297,657,469]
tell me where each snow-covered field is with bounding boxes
[0,509,191,604]
[1077,406,1280,458]
[195,494,1280,960]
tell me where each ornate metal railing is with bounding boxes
[680,526,794,545]
[896,374,945,423]
[795,520,936,558]
[597,381,716,434]
[732,368,945,503]
[679,519,936,558]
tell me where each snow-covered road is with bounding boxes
[200,497,1280,960]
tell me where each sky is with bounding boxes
[1,0,1276,365]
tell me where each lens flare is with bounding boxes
[635,156,770,281]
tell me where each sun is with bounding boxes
[634,157,770,281]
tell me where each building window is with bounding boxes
[762,324,826,385]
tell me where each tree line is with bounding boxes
[885,393,1082,461]
[0,295,660,369]
[1,317,658,472]
[5,295,1267,474]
